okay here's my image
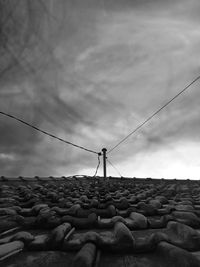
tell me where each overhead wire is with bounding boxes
[93,153,102,177]
[107,158,123,177]
[108,75,200,154]
[0,111,99,155]
[0,4,102,180]
[2,2,200,175]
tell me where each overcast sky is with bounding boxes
[0,0,200,179]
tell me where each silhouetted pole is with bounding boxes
[102,148,107,179]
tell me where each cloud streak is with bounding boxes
[0,0,200,178]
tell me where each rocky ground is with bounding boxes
[1,176,200,266]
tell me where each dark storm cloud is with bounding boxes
[0,0,125,176]
[0,0,200,177]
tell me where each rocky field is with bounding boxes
[1,177,200,266]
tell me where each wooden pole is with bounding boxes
[102,148,107,179]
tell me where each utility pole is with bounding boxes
[102,148,107,179]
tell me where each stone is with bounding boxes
[148,199,162,209]
[68,204,81,216]
[108,205,116,217]
[28,234,48,250]
[135,232,169,252]
[22,216,36,228]
[62,213,97,229]
[32,204,49,215]
[172,211,200,227]
[156,241,200,267]
[90,199,99,208]
[11,231,34,244]
[115,198,129,210]
[129,212,148,229]
[0,241,24,260]
[0,208,17,216]
[129,195,138,204]
[47,222,71,249]
[175,204,194,212]
[137,202,157,216]
[148,216,167,228]
[19,208,34,216]
[111,216,126,224]
[46,215,62,228]
[72,242,97,267]
[155,196,168,204]
[167,221,200,251]
[114,222,135,251]
[0,219,19,232]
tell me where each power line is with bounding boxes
[108,75,200,154]
[93,153,101,176]
[107,158,123,177]
[0,111,99,155]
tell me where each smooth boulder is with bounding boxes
[47,222,72,249]
[129,212,148,229]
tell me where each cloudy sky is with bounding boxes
[0,0,200,179]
